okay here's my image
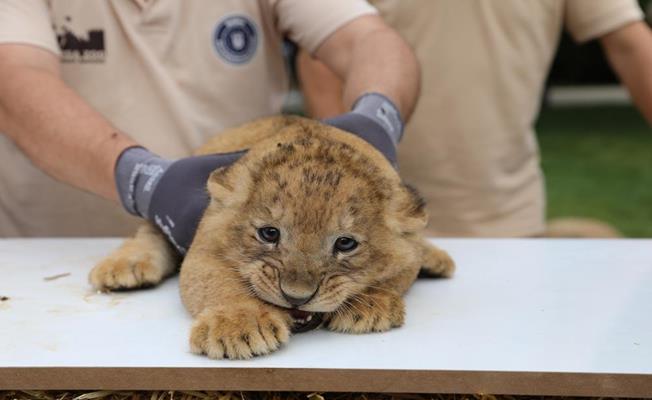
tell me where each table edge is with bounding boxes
[1,368,651,397]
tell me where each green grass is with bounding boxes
[536,105,652,237]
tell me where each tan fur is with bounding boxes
[90,224,178,291]
[545,217,623,238]
[90,116,455,359]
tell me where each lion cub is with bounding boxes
[90,116,455,359]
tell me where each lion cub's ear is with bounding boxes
[386,183,428,234]
[207,163,251,208]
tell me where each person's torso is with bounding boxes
[50,0,289,156]
[373,0,566,236]
[1,0,291,237]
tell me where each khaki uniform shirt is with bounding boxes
[372,0,643,237]
[0,0,376,237]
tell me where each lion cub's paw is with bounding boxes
[327,290,405,333]
[90,224,176,291]
[90,250,171,291]
[420,245,456,278]
[190,304,293,359]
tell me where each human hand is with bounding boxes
[114,148,246,254]
[324,92,403,167]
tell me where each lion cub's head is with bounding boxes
[198,119,426,330]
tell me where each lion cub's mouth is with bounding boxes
[287,308,323,333]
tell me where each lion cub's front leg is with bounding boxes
[326,286,405,333]
[189,300,293,359]
[181,250,294,359]
[90,224,177,291]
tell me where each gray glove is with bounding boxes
[114,147,246,254]
[324,92,403,167]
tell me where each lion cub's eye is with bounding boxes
[334,236,358,253]
[257,226,280,244]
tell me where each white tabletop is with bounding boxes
[0,238,650,396]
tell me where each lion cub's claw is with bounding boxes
[327,292,405,333]
[190,305,292,359]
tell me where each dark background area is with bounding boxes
[548,0,651,85]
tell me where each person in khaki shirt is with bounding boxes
[0,0,420,253]
[297,0,652,238]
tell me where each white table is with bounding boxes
[0,238,650,397]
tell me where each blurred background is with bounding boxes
[538,0,652,237]
[284,1,652,238]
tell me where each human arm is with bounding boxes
[0,44,243,253]
[0,44,137,201]
[305,14,420,165]
[296,48,346,119]
[313,14,420,121]
[601,20,652,125]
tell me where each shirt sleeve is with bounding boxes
[565,0,644,43]
[271,0,378,54]
[0,0,60,55]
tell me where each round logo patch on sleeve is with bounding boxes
[212,15,258,65]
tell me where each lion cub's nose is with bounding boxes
[281,288,316,307]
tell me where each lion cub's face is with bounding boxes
[204,126,425,327]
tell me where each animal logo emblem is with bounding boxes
[55,16,105,63]
[212,15,258,65]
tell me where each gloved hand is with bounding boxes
[324,92,404,167]
[114,147,246,254]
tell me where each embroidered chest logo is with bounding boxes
[212,15,258,65]
[55,16,105,63]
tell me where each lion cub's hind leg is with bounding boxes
[418,239,456,278]
[90,224,178,291]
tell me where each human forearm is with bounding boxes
[314,15,420,121]
[0,53,137,201]
[296,49,346,119]
[602,21,652,125]
[0,45,246,252]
